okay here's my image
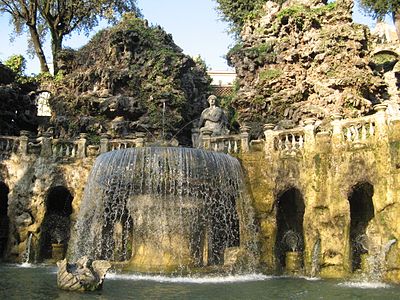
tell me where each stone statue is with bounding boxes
[57,256,111,291]
[199,95,229,136]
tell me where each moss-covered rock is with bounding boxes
[227,0,387,136]
[46,14,211,145]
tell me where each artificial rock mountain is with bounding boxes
[228,0,388,136]
[45,14,211,145]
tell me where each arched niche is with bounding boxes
[348,182,374,272]
[39,186,73,260]
[275,187,305,272]
[0,182,9,258]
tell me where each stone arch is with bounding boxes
[0,182,9,258]
[348,181,374,272]
[274,187,305,273]
[39,186,73,260]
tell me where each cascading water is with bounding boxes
[71,147,258,273]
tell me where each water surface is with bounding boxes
[1,264,399,299]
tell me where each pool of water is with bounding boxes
[1,264,399,299]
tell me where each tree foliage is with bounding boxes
[214,0,285,34]
[359,0,400,39]
[359,0,400,20]
[0,0,141,74]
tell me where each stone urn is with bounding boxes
[52,243,65,261]
[285,251,302,274]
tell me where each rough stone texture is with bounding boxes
[0,63,38,135]
[240,109,400,281]
[57,257,111,291]
[228,1,387,136]
[44,14,211,145]
[0,152,93,262]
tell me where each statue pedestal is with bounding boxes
[285,251,302,274]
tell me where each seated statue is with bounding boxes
[199,95,229,136]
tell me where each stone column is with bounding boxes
[240,124,250,153]
[330,113,343,149]
[191,127,200,148]
[263,123,275,157]
[40,132,53,157]
[303,117,316,153]
[200,129,212,150]
[100,133,109,153]
[19,130,30,155]
[135,132,146,148]
[77,133,87,158]
[374,103,389,141]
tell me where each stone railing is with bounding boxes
[193,125,250,154]
[340,116,376,149]
[263,103,390,157]
[0,136,19,159]
[52,139,79,159]
[274,129,305,152]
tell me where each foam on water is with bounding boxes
[338,281,391,289]
[107,273,270,284]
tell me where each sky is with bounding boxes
[0,0,387,75]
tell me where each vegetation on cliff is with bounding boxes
[46,14,211,145]
[218,0,388,136]
[0,57,38,135]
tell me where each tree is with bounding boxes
[214,0,285,34]
[214,0,266,34]
[359,0,400,39]
[0,0,140,74]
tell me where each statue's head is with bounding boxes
[207,95,217,106]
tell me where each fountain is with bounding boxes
[21,232,33,266]
[71,147,258,273]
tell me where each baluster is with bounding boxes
[291,134,296,149]
[354,125,360,141]
[228,140,232,153]
[369,121,375,137]
[65,145,71,156]
[71,145,76,157]
[234,140,238,153]
[346,127,352,141]
[299,135,304,148]
[214,142,218,152]
[117,143,121,150]
[284,134,290,150]
[6,140,11,151]
[58,145,63,157]
[52,145,57,158]
[111,144,115,151]
[361,123,367,140]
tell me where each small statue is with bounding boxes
[199,95,229,136]
[57,256,111,291]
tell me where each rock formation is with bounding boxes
[57,256,111,291]
[0,63,38,135]
[45,14,211,145]
[228,0,388,135]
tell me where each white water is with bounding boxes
[21,233,33,267]
[107,273,270,283]
[339,281,391,289]
[71,147,259,273]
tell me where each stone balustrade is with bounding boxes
[196,125,250,154]
[0,104,396,160]
[52,140,79,159]
[340,116,376,149]
[0,136,19,159]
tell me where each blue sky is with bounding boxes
[0,0,383,74]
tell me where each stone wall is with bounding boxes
[240,103,400,281]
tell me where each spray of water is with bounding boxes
[70,147,258,274]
